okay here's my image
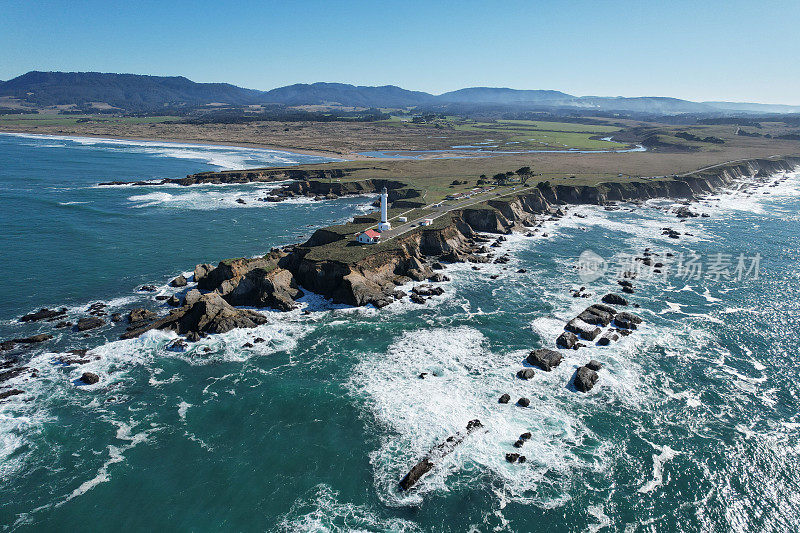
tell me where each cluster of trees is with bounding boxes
[674,131,724,144]
[181,107,390,124]
[477,167,536,186]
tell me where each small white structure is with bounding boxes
[357,229,381,244]
[420,218,434,226]
[398,216,407,223]
[377,187,392,232]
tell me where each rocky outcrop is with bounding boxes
[574,365,599,392]
[177,293,266,334]
[121,292,268,339]
[20,308,67,323]
[0,389,24,400]
[103,156,799,345]
[79,372,99,385]
[556,331,578,349]
[601,293,628,306]
[399,419,484,491]
[526,348,563,371]
[75,317,104,332]
[225,267,303,311]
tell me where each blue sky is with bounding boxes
[2,0,798,104]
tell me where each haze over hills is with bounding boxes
[2,71,800,115]
[0,71,264,109]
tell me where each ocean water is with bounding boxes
[1,133,799,532]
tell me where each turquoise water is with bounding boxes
[1,133,799,531]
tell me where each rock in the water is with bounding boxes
[513,439,524,448]
[574,366,599,392]
[410,293,426,304]
[577,304,616,326]
[520,432,532,441]
[167,339,188,352]
[0,389,24,400]
[128,308,158,324]
[601,293,628,306]
[170,275,188,287]
[0,340,16,351]
[74,317,104,332]
[565,318,602,340]
[506,453,520,463]
[185,331,201,342]
[597,336,611,346]
[499,393,511,404]
[79,372,99,385]
[175,293,268,335]
[615,311,643,330]
[516,368,535,380]
[556,331,578,349]
[675,206,698,218]
[20,308,67,323]
[399,419,483,491]
[167,295,181,307]
[13,334,53,344]
[586,359,603,371]
[526,348,563,371]
[517,397,530,407]
[139,285,158,292]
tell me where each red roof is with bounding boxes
[363,229,381,238]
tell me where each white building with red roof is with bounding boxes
[357,229,381,244]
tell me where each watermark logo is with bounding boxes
[575,250,761,283]
[576,250,608,283]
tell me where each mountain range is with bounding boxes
[2,71,799,115]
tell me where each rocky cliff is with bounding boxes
[119,156,799,338]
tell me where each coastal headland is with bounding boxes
[16,153,794,347]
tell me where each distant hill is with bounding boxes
[261,82,436,107]
[574,96,714,114]
[436,88,714,114]
[1,71,796,116]
[438,87,573,105]
[0,71,264,110]
[703,101,800,114]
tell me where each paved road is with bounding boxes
[367,158,782,241]
[371,186,525,241]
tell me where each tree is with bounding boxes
[493,173,508,185]
[516,166,532,185]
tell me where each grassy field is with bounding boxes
[0,113,634,154]
[0,114,180,127]
[383,116,628,151]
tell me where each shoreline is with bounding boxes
[4,155,797,349]
[0,129,642,162]
[0,129,361,161]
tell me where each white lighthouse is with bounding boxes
[377,187,391,232]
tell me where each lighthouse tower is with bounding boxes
[377,187,391,232]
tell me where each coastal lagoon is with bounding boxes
[1,133,799,531]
